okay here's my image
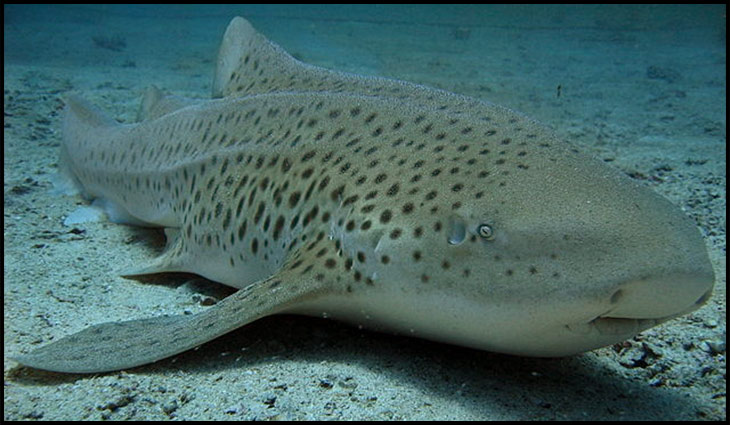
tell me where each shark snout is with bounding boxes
[560,179,715,342]
[592,167,717,321]
[601,196,716,323]
[603,272,714,321]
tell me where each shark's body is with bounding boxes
[14,17,714,373]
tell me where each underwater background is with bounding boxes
[4,4,725,420]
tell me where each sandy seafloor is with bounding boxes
[3,4,726,421]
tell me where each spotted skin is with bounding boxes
[13,17,714,373]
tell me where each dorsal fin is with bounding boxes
[213,16,400,99]
[212,16,299,98]
[212,16,481,114]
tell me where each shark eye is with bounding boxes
[477,224,494,240]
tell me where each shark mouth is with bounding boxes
[565,316,662,336]
[565,288,713,337]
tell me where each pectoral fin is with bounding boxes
[13,267,323,373]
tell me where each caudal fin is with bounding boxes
[54,95,119,196]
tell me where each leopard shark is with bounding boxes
[13,17,714,373]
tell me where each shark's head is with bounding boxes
[329,108,715,357]
[435,140,713,356]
